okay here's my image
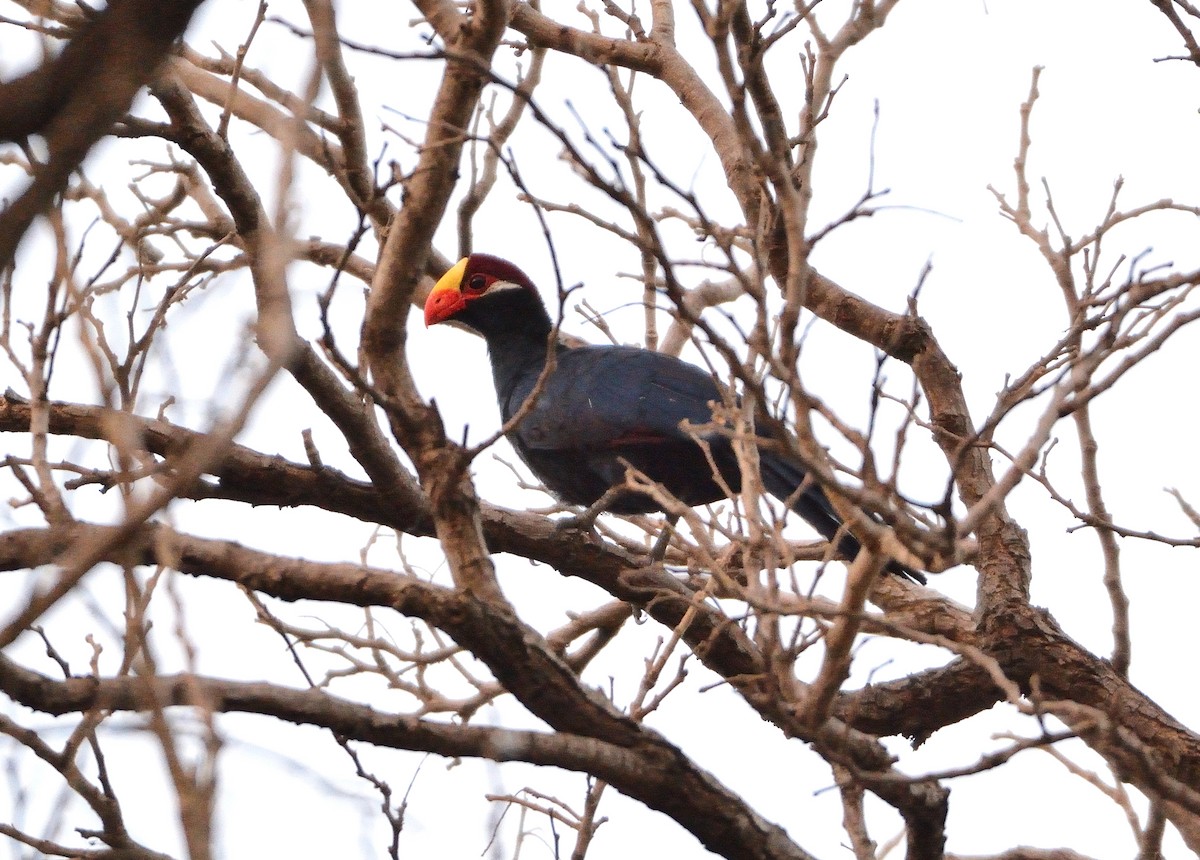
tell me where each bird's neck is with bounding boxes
[485,324,561,403]
[462,290,557,403]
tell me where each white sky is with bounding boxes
[2,0,1200,858]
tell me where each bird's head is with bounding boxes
[424,253,541,329]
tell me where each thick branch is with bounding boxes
[0,0,206,270]
[0,524,818,860]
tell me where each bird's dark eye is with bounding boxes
[466,274,488,293]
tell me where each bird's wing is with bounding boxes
[506,345,727,451]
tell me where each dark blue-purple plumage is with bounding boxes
[425,253,922,583]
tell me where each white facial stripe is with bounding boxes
[487,280,525,294]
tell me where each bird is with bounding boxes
[423,253,923,583]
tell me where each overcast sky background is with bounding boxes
[3,0,1200,857]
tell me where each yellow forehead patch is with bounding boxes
[431,258,468,295]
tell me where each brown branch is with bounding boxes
[363,0,510,603]
[799,551,887,727]
[0,524,820,860]
[946,851,1097,860]
[1,653,812,858]
[0,0,207,271]
[978,605,1200,836]
[300,0,389,227]
[832,660,1005,746]
[0,393,978,755]
[0,358,282,649]
[149,70,428,522]
[1149,0,1200,66]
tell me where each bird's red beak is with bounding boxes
[424,258,469,326]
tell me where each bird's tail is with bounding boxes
[758,451,925,584]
